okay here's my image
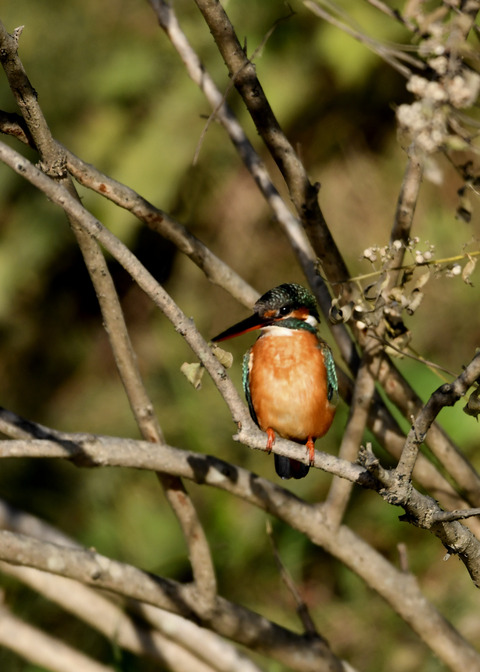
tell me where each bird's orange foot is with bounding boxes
[266,428,276,453]
[306,437,316,466]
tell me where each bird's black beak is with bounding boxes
[212,313,273,342]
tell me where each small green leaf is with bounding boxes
[180,362,205,390]
[211,344,234,369]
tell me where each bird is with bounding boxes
[212,283,338,479]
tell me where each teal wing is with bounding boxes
[322,343,338,404]
[242,349,259,426]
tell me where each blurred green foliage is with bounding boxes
[0,1,479,671]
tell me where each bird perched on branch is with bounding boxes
[212,283,338,479]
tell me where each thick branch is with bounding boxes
[1,404,480,589]
[0,531,343,672]
[360,444,480,588]
[191,0,350,287]
[0,563,227,672]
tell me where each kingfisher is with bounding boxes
[212,283,338,479]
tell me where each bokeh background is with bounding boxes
[0,1,479,670]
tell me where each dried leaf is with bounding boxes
[329,299,353,324]
[406,289,424,315]
[462,256,476,286]
[180,362,205,390]
[412,269,431,291]
[363,282,380,302]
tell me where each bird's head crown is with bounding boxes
[254,283,320,323]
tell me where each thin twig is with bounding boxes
[395,350,480,483]
[304,0,420,77]
[433,508,480,523]
[322,353,377,526]
[0,111,258,309]
[342,250,480,284]
[266,521,320,638]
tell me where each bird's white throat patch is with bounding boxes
[260,325,294,336]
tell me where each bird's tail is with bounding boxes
[274,454,309,479]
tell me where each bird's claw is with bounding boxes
[306,437,315,466]
[266,428,276,453]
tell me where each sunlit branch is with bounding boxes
[0,530,344,672]
[395,350,480,482]
[0,21,219,607]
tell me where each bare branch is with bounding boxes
[0,602,114,672]
[1,516,479,672]
[396,350,480,482]
[322,353,376,527]
[0,21,218,609]
[0,563,226,672]
[65,151,259,308]
[266,521,320,639]
[0,499,265,672]
[0,111,258,308]
[0,410,371,488]
[0,530,344,672]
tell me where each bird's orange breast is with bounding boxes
[248,329,336,442]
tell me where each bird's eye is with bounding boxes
[278,305,290,317]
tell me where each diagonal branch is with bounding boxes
[1,395,480,588]
[395,351,480,483]
[0,490,479,672]
[0,21,216,609]
[183,0,480,513]
[0,602,113,672]
[0,530,344,672]
[0,110,258,308]
[0,563,238,672]
[191,0,350,287]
